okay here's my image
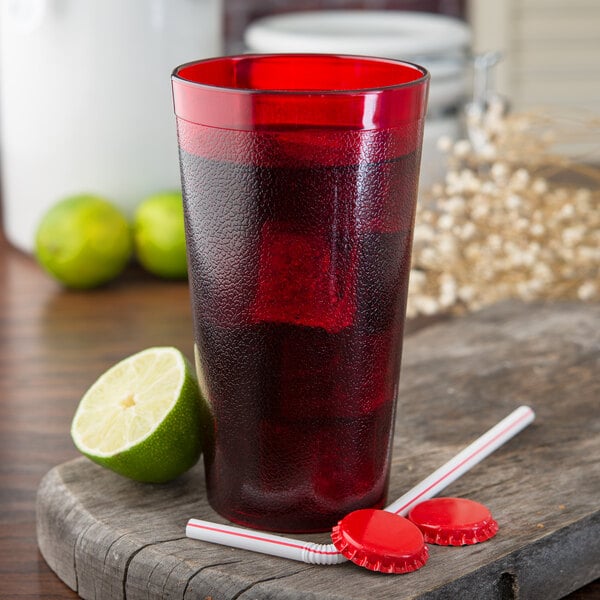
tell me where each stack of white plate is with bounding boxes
[244,10,472,189]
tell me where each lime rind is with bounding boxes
[35,194,133,289]
[133,191,188,280]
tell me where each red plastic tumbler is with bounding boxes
[172,54,429,533]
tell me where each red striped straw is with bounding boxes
[186,405,535,565]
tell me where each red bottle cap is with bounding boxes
[408,497,499,546]
[331,509,429,574]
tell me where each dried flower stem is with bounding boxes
[408,106,600,317]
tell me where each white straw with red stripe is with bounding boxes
[186,405,535,564]
[186,519,347,564]
[385,404,535,515]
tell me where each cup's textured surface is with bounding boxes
[173,54,429,532]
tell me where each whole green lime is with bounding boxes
[133,191,188,279]
[35,194,133,289]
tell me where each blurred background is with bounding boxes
[226,0,599,112]
[1,0,599,306]
[224,1,465,52]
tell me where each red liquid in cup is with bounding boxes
[179,128,421,531]
[173,54,428,532]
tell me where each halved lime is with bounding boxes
[71,347,209,483]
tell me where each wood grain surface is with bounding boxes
[1,230,598,599]
[35,300,600,600]
[0,236,443,600]
[0,240,196,600]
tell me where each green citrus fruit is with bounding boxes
[70,347,209,483]
[35,194,133,289]
[133,191,188,279]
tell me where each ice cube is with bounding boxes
[270,324,345,422]
[270,325,398,423]
[335,331,400,417]
[355,230,412,332]
[355,152,419,234]
[312,406,394,510]
[251,221,357,332]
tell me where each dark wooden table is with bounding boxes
[1,235,598,599]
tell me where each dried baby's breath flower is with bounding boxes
[436,136,453,153]
[453,140,472,158]
[409,107,600,316]
[578,281,597,301]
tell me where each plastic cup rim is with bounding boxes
[171,53,430,96]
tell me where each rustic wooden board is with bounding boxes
[36,301,600,600]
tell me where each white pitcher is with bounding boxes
[0,0,222,253]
